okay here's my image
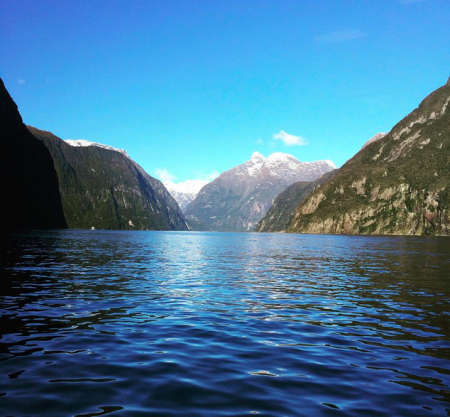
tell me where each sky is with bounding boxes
[1,0,449,184]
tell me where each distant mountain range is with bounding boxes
[285,77,450,236]
[0,78,66,230]
[185,152,336,231]
[28,128,188,231]
[163,179,210,211]
[3,75,449,236]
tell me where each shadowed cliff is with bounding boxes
[0,78,66,231]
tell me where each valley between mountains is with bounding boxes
[2,76,449,236]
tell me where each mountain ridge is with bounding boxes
[29,126,188,231]
[185,152,336,231]
[288,77,450,236]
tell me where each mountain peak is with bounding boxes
[321,160,337,169]
[247,152,266,176]
[186,150,336,232]
[447,76,450,86]
[251,151,265,161]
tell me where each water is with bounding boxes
[1,231,450,417]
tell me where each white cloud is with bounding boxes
[195,170,220,182]
[17,79,25,84]
[155,168,176,183]
[156,168,219,186]
[255,139,263,145]
[315,30,367,44]
[273,130,308,146]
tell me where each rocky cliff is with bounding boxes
[185,152,336,231]
[29,127,188,231]
[288,77,450,236]
[0,79,66,230]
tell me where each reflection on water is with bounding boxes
[1,230,450,416]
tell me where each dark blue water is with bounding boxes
[1,231,450,416]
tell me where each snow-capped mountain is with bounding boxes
[259,152,336,183]
[163,179,210,211]
[216,151,335,186]
[185,152,336,231]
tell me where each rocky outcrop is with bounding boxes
[0,78,66,230]
[288,77,450,236]
[29,127,188,231]
[185,152,336,231]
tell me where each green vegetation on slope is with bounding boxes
[29,127,188,231]
[288,78,450,236]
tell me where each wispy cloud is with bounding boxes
[155,168,219,185]
[17,79,25,84]
[255,139,263,145]
[273,130,308,147]
[194,170,220,182]
[155,168,176,183]
[315,29,366,44]
[397,0,428,4]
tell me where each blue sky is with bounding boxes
[1,0,449,183]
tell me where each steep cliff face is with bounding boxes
[0,79,66,230]
[289,78,450,236]
[185,152,336,231]
[29,127,188,231]
[255,170,337,233]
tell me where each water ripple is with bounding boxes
[1,230,450,416]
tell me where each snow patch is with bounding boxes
[244,152,336,184]
[247,152,266,177]
[65,139,130,158]
[164,179,214,211]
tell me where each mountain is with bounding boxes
[28,127,188,231]
[361,132,387,149]
[184,152,336,231]
[255,170,337,233]
[288,77,450,236]
[0,78,66,231]
[64,139,131,158]
[163,179,210,211]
